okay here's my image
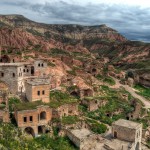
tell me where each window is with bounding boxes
[40,112,46,120]
[29,116,33,122]
[23,117,27,123]
[27,69,29,72]
[13,73,15,77]
[37,91,40,95]
[1,72,4,77]
[38,63,40,67]
[23,69,25,72]
[42,90,45,95]
[41,63,44,67]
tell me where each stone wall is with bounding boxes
[112,124,141,142]
[15,106,52,136]
[0,64,25,94]
[34,60,48,76]
[0,109,10,123]
[82,99,107,111]
[25,83,50,103]
[52,103,78,118]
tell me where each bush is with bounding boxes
[62,116,79,125]
[8,97,21,112]
[134,84,150,100]
[103,77,116,85]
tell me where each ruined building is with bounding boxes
[14,103,52,137]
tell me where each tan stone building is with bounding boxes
[25,78,50,103]
[82,98,108,111]
[66,129,98,150]
[0,63,26,94]
[112,119,142,150]
[34,59,48,77]
[14,103,52,137]
[52,103,78,119]
[67,119,143,150]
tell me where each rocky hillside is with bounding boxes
[0,15,126,42]
[0,14,149,71]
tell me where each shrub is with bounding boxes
[103,77,116,85]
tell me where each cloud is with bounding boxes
[0,0,150,42]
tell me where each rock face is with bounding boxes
[0,15,126,42]
[0,14,149,75]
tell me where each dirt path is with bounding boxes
[111,77,150,109]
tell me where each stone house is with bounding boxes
[34,59,48,77]
[67,119,143,150]
[14,104,52,137]
[0,63,26,94]
[112,119,142,150]
[52,103,78,119]
[82,98,107,111]
[66,128,98,150]
[80,88,94,99]
[25,78,50,103]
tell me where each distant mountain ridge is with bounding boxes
[0,14,149,70]
[0,14,126,41]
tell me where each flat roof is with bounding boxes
[104,139,133,150]
[26,78,50,86]
[69,129,93,140]
[0,62,29,67]
[113,119,141,129]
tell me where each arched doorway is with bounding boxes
[31,66,34,75]
[40,111,46,120]
[24,127,35,137]
[135,142,139,150]
[92,68,97,73]
[38,126,45,135]
[84,89,93,97]
[70,91,79,98]
[0,55,10,63]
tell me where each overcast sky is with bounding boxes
[0,0,150,42]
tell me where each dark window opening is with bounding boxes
[40,111,46,120]
[30,116,33,122]
[1,72,4,77]
[31,66,34,75]
[38,63,40,67]
[114,131,117,138]
[41,63,44,67]
[37,91,40,95]
[42,90,45,95]
[23,117,27,123]
[13,73,15,77]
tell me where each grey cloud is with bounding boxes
[0,0,150,42]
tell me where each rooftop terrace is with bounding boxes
[113,119,141,129]
[69,129,93,140]
[0,62,30,67]
[26,78,50,86]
